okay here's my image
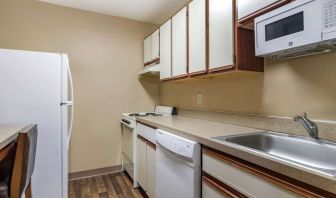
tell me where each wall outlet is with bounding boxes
[197,94,203,105]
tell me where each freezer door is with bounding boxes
[0,48,66,198]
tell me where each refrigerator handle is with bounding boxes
[67,61,74,149]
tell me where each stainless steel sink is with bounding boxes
[213,132,336,179]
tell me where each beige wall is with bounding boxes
[0,0,159,172]
[161,52,336,121]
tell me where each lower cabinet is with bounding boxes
[136,136,147,190]
[146,143,156,198]
[136,135,156,198]
[202,147,334,198]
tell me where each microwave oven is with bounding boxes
[255,0,336,59]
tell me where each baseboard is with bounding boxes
[68,165,122,181]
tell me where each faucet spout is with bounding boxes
[293,113,319,139]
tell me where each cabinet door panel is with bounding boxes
[237,0,279,20]
[136,137,147,190]
[160,20,172,80]
[144,36,151,65]
[203,152,300,198]
[151,30,160,61]
[172,7,188,77]
[146,145,156,198]
[189,0,206,74]
[209,0,234,70]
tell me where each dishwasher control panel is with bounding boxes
[156,129,199,159]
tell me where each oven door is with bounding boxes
[255,0,322,56]
[121,123,134,180]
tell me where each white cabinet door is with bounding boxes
[146,145,156,198]
[208,0,234,70]
[136,137,147,190]
[172,7,188,77]
[238,0,279,20]
[160,20,172,80]
[203,153,299,198]
[188,0,206,74]
[151,29,160,61]
[144,36,151,65]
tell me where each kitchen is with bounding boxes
[0,0,336,197]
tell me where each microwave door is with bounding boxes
[255,0,323,56]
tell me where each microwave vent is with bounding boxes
[266,42,336,60]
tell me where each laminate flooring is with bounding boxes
[68,172,145,198]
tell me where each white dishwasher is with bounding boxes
[156,129,201,198]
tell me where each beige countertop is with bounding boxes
[0,125,27,150]
[136,115,336,194]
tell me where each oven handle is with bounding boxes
[120,121,134,130]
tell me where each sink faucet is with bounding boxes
[293,113,319,139]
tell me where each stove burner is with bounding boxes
[128,113,163,117]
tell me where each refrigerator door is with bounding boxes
[0,48,66,198]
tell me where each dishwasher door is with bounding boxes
[156,129,201,198]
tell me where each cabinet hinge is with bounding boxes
[233,54,237,64]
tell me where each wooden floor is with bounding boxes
[68,172,145,198]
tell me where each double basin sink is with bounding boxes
[213,132,336,179]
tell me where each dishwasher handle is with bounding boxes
[156,141,194,163]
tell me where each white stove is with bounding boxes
[120,106,176,188]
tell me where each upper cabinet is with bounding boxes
[144,36,151,65]
[237,0,291,25]
[188,0,206,75]
[151,30,160,62]
[160,20,172,80]
[144,29,160,66]
[238,0,279,19]
[154,0,291,81]
[172,7,188,78]
[208,0,234,71]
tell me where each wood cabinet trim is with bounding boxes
[189,69,207,76]
[205,0,209,72]
[203,146,336,198]
[160,77,172,82]
[0,141,15,162]
[172,74,188,79]
[144,61,152,66]
[146,141,156,150]
[137,135,147,142]
[151,57,160,63]
[186,5,190,75]
[137,134,156,149]
[208,65,235,73]
[203,172,248,198]
[237,0,292,26]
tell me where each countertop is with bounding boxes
[136,115,336,194]
[0,125,27,150]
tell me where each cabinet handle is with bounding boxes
[202,172,247,198]
[137,135,147,142]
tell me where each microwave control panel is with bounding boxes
[323,0,336,30]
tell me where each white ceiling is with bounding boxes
[38,0,191,24]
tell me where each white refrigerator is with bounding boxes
[0,48,74,198]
